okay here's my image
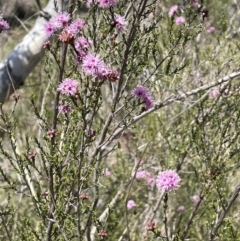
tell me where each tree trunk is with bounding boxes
[0,0,68,103]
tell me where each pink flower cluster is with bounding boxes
[43,9,126,83]
[63,23,120,81]
[168,5,178,17]
[58,103,72,114]
[75,36,92,51]
[178,205,185,211]
[0,14,9,31]
[44,12,85,40]
[168,5,185,26]
[44,12,69,37]
[209,88,219,98]
[82,54,105,77]
[156,170,181,193]
[127,200,136,209]
[74,36,93,63]
[98,230,107,240]
[132,85,154,110]
[206,26,215,33]
[87,0,117,8]
[136,170,155,186]
[175,16,185,25]
[57,78,79,96]
[114,14,127,33]
[47,129,56,138]
[191,0,200,8]
[82,53,119,81]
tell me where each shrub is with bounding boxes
[1,0,240,240]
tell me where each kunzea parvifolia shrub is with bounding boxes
[1,0,240,240]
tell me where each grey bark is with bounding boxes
[0,0,68,103]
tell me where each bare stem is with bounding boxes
[209,183,240,241]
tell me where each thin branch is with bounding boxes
[90,188,125,239]
[209,183,240,241]
[181,192,204,240]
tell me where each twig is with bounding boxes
[1,217,12,241]
[181,193,204,240]
[90,188,125,239]
[209,183,240,241]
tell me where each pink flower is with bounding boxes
[147,177,155,186]
[145,95,154,110]
[47,129,56,138]
[156,170,181,193]
[206,26,215,33]
[132,86,154,110]
[57,78,79,96]
[224,88,231,96]
[102,168,111,176]
[106,69,119,82]
[209,88,219,98]
[132,86,149,99]
[98,230,107,240]
[82,54,106,78]
[88,129,96,136]
[138,161,144,167]
[127,200,136,209]
[114,14,127,33]
[0,15,9,31]
[55,12,70,28]
[59,29,75,43]
[99,0,116,8]
[44,12,71,37]
[44,21,57,37]
[169,5,178,17]
[43,40,51,49]
[98,66,110,78]
[80,192,89,200]
[58,103,72,114]
[191,195,200,203]
[236,87,240,94]
[148,12,154,19]
[28,151,37,159]
[147,221,156,231]
[87,0,96,7]
[136,170,150,179]
[178,205,185,211]
[75,36,91,51]
[67,18,85,36]
[81,53,117,80]
[191,0,200,8]
[175,16,185,25]
[136,170,155,186]
[75,51,87,65]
